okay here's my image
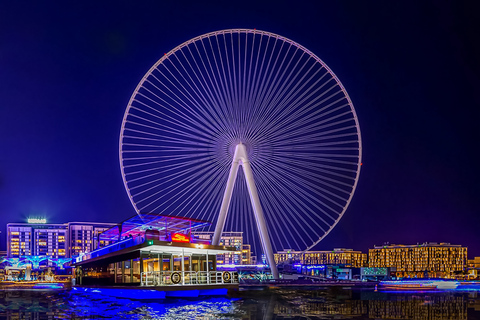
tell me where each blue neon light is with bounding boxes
[305,265,325,270]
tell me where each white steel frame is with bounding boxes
[212,143,279,279]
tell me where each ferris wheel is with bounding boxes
[119,29,362,262]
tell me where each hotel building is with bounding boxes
[7,223,67,258]
[7,220,116,259]
[192,231,254,265]
[368,242,467,278]
[275,248,367,268]
[67,222,116,258]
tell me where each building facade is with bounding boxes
[368,242,467,278]
[275,248,367,268]
[192,231,254,265]
[67,222,116,258]
[7,221,116,259]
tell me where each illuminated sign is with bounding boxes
[171,233,190,243]
[28,218,47,224]
[361,267,387,276]
[306,265,325,270]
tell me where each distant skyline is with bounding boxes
[1,2,479,255]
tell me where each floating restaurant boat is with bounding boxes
[73,214,238,298]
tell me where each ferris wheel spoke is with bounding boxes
[276,107,354,141]
[125,154,224,184]
[137,80,217,135]
[194,37,234,137]
[130,98,214,141]
[137,159,226,211]
[252,41,296,126]
[251,39,288,127]
[240,31,249,122]
[263,81,341,135]
[207,37,236,124]
[273,161,354,198]
[226,33,244,138]
[249,37,279,126]
[190,162,228,223]
[256,161,338,227]
[187,42,232,127]
[245,33,268,129]
[257,187,298,252]
[257,175,325,251]
[248,50,308,135]
[257,65,330,132]
[253,50,313,132]
[122,133,212,149]
[275,154,358,178]
[167,165,226,222]
[275,124,357,145]
[157,63,223,131]
[264,160,347,213]
[146,72,221,136]
[148,171,220,217]
[281,133,359,150]
[129,154,221,193]
[163,60,229,135]
[230,31,241,113]
[179,49,231,134]
[271,118,359,147]
[257,177,316,248]
[123,126,206,143]
[271,100,351,139]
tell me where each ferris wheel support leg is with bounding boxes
[241,160,279,279]
[212,158,240,246]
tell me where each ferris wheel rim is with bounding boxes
[119,28,362,253]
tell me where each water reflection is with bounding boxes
[0,287,480,319]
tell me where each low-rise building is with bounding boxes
[467,256,480,279]
[368,242,467,278]
[275,248,367,268]
[192,231,253,265]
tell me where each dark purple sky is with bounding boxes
[1,2,479,256]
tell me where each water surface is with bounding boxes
[1,287,480,319]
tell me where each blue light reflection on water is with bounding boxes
[0,289,238,319]
[65,291,237,319]
[2,286,480,319]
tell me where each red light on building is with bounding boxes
[171,233,190,243]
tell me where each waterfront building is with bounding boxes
[67,222,117,258]
[467,257,480,279]
[275,248,367,268]
[74,214,238,294]
[274,248,367,279]
[7,222,67,258]
[368,242,467,278]
[6,220,116,259]
[192,231,253,265]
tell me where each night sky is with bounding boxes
[1,2,479,256]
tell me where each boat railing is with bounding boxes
[140,270,238,286]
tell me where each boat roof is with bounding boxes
[99,213,210,242]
